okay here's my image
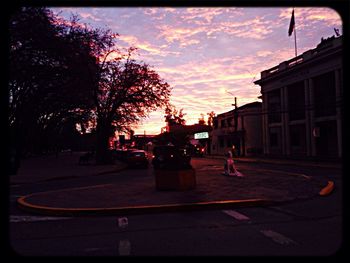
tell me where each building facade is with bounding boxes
[210,102,263,156]
[254,36,343,160]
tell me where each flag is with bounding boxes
[288,9,295,36]
[334,28,340,37]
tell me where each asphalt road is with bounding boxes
[8,157,343,256]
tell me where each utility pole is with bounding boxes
[232,97,238,132]
[232,97,238,110]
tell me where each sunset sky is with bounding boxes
[51,7,342,135]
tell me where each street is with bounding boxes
[8,5,346,259]
[9,157,343,256]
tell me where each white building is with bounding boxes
[210,102,262,156]
[254,35,343,160]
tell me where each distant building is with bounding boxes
[157,122,212,153]
[210,102,263,156]
[132,134,157,152]
[254,35,343,159]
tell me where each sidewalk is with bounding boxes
[12,152,334,216]
[206,154,342,169]
[10,151,128,185]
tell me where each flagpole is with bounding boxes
[293,8,298,57]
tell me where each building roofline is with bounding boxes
[216,101,262,117]
[254,35,343,85]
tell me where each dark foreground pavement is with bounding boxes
[11,152,337,217]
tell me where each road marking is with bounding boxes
[223,210,250,221]
[118,240,131,255]
[260,229,297,245]
[117,217,129,228]
[10,215,72,223]
[319,181,335,196]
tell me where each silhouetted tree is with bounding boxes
[198,113,206,125]
[9,7,172,166]
[9,7,99,161]
[93,47,171,164]
[164,105,186,126]
[207,111,216,127]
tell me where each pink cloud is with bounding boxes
[79,12,102,22]
[279,8,342,30]
[157,25,205,46]
[117,35,180,57]
[50,7,342,135]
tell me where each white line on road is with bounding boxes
[118,240,131,255]
[260,229,298,245]
[222,210,250,221]
[117,217,129,228]
[10,215,72,223]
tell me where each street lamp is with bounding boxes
[225,90,238,109]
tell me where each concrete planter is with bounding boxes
[154,168,196,191]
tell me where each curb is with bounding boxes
[235,159,341,169]
[206,155,341,169]
[17,196,275,217]
[319,181,335,196]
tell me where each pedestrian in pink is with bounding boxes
[223,150,244,177]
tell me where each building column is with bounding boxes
[304,79,312,156]
[262,92,269,155]
[308,78,316,156]
[242,115,246,156]
[335,69,342,158]
[281,87,290,156]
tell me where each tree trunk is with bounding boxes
[9,122,22,175]
[95,120,113,165]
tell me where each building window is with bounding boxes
[288,124,307,156]
[313,71,336,117]
[221,119,226,128]
[288,81,305,121]
[270,133,278,147]
[315,120,338,157]
[219,137,224,148]
[269,127,281,148]
[227,117,233,127]
[268,89,281,123]
[213,119,218,129]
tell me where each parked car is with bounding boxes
[110,149,130,162]
[152,145,192,170]
[125,150,149,168]
[190,144,205,157]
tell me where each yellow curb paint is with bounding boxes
[319,181,334,196]
[17,195,270,216]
